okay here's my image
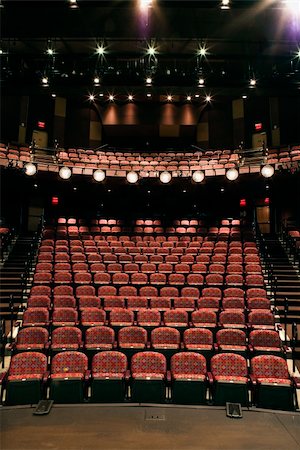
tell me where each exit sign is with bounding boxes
[255,123,262,131]
[38,121,45,129]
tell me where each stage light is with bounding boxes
[127,171,139,184]
[242,95,247,99]
[195,94,200,98]
[160,171,172,184]
[93,169,106,182]
[24,163,37,176]
[89,94,95,101]
[139,0,152,10]
[221,0,230,9]
[198,78,205,86]
[192,170,205,183]
[147,93,152,97]
[250,78,257,87]
[99,93,104,97]
[0,49,3,55]
[226,168,239,181]
[109,94,114,101]
[146,76,152,85]
[46,48,54,56]
[186,95,191,101]
[96,45,106,56]
[41,76,48,85]
[69,0,78,8]
[128,94,133,101]
[94,76,100,85]
[59,166,72,180]
[296,48,300,58]
[261,164,275,178]
[205,95,212,102]
[51,93,56,98]
[167,95,172,101]
[147,45,157,56]
[197,45,208,57]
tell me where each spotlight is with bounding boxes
[41,76,48,85]
[195,94,200,98]
[146,76,152,85]
[69,0,78,8]
[93,169,106,182]
[160,171,172,184]
[192,170,205,183]
[250,78,257,87]
[51,93,56,98]
[198,78,205,86]
[167,95,172,101]
[46,48,54,56]
[0,49,3,55]
[128,94,133,101]
[296,48,300,58]
[147,45,157,56]
[198,45,208,57]
[109,94,114,101]
[99,93,104,97]
[59,166,72,180]
[24,163,37,176]
[127,171,138,184]
[226,168,239,181]
[221,0,230,9]
[242,95,247,99]
[261,164,275,178]
[89,94,95,101]
[147,93,152,98]
[96,45,106,56]
[186,95,192,101]
[94,76,100,85]
[139,0,152,10]
[205,95,212,102]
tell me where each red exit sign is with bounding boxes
[38,121,45,129]
[255,123,262,131]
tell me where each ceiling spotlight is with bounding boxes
[69,0,78,8]
[192,170,205,183]
[24,163,37,176]
[186,95,192,101]
[51,93,56,98]
[93,169,106,182]
[46,48,54,56]
[41,76,48,85]
[242,95,247,99]
[94,76,100,85]
[160,171,172,184]
[205,95,212,102]
[198,78,205,86]
[96,45,106,56]
[250,78,257,87]
[0,49,3,55]
[128,94,133,101]
[146,76,152,85]
[139,0,152,10]
[226,168,239,181]
[296,49,300,58]
[59,166,72,180]
[167,95,172,101]
[147,93,152,98]
[198,45,208,57]
[109,94,114,101]
[89,94,95,101]
[261,164,275,178]
[127,171,138,184]
[195,94,200,98]
[221,0,230,9]
[147,45,157,56]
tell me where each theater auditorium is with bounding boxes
[0,1,300,449]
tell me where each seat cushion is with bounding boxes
[173,373,206,381]
[8,374,43,381]
[132,373,164,380]
[51,372,84,380]
[92,372,124,380]
[257,377,292,386]
[214,375,248,384]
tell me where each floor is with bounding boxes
[1,404,300,450]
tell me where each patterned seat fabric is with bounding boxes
[150,297,171,310]
[131,351,167,380]
[197,297,219,311]
[8,351,47,381]
[251,355,291,385]
[164,309,188,326]
[51,327,82,350]
[247,297,271,310]
[249,330,282,351]
[183,328,213,350]
[78,296,101,309]
[53,296,76,308]
[81,308,106,326]
[137,309,161,327]
[85,326,115,350]
[248,311,275,328]
[51,351,88,379]
[92,351,127,379]
[139,286,158,297]
[219,310,245,328]
[118,326,147,348]
[52,308,78,326]
[109,308,134,326]
[173,297,195,311]
[171,352,207,380]
[191,310,217,327]
[27,296,51,308]
[222,297,245,309]
[127,297,148,311]
[15,327,49,351]
[211,353,248,383]
[151,327,180,349]
[216,329,246,350]
[22,308,49,326]
[224,288,244,298]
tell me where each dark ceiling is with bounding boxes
[1,0,300,97]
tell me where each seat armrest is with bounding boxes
[113,341,118,349]
[249,374,257,386]
[166,370,172,384]
[292,377,300,389]
[42,371,50,384]
[44,342,51,350]
[0,372,7,385]
[146,341,151,349]
[207,372,214,385]
[248,344,254,352]
[125,370,131,382]
[84,370,91,382]
[79,341,84,349]
[214,343,219,351]
[180,342,185,350]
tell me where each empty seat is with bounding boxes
[127,297,148,311]
[210,353,249,406]
[216,329,247,353]
[81,308,106,327]
[249,330,283,355]
[137,309,161,328]
[90,351,128,402]
[118,326,147,351]
[150,297,171,311]
[14,327,49,352]
[85,326,115,352]
[219,310,245,329]
[191,310,217,328]
[51,327,82,351]
[50,351,88,403]
[183,328,213,353]
[52,308,78,327]
[109,308,134,327]
[151,327,180,352]
[130,352,167,403]
[78,296,101,309]
[248,311,275,329]
[164,309,188,327]
[22,308,49,327]
[171,352,207,404]
[4,351,48,405]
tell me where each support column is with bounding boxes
[232,98,245,148]
[53,97,66,147]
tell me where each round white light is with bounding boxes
[261,164,275,178]
[146,77,152,84]
[192,170,205,183]
[199,78,205,86]
[94,76,100,84]
[160,171,172,184]
[187,95,191,101]
[226,168,239,181]
[24,163,37,176]
[250,78,256,86]
[59,166,72,180]
[93,169,106,182]
[128,95,133,101]
[127,171,138,184]
[42,77,48,85]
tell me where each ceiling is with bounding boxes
[1,0,300,97]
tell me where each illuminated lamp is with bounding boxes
[127,171,138,184]
[93,169,106,182]
[59,166,72,180]
[226,168,239,181]
[192,171,205,183]
[24,163,37,176]
[261,165,275,178]
[160,171,172,184]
